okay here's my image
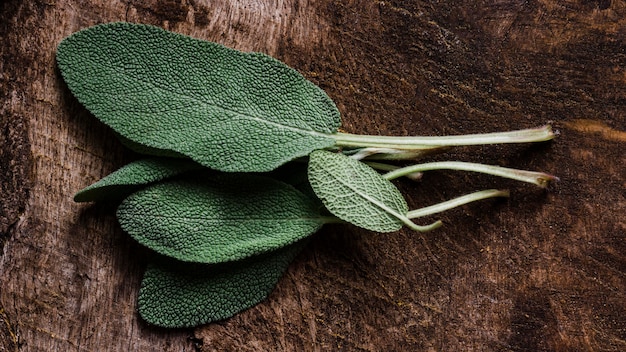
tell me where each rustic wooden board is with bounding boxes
[1,0,624,351]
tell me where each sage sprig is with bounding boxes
[60,22,558,328]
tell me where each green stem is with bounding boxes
[362,148,447,160]
[333,125,555,150]
[404,219,443,232]
[366,162,423,180]
[407,189,510,219]
[383,161,557,187]
[348,147,445,161]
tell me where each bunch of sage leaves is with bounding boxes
[58,23,556,328]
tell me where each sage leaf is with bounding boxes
[56,22,341,172]
[116,174,326,264]
[307,150,409,232]
[138,240,307,328]
[308,150,441,232]
[74,157,202,202]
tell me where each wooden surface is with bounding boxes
[1,0,624,351]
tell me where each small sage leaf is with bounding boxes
[74,157,203,202]
[138,240,307,328]
[307,150,408,232]
[56,22,341,172]
[116,174,325,264]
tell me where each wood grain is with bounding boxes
[1,0,624,351]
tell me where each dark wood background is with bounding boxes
[1,0,624,351]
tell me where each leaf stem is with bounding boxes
[366,162,423,180]
[404,219,443,232]
[347,147,445,161]
[333,125,555,150]
[383,161,558,187]
[407,189,510,219]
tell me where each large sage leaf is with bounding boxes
[116,174,325,263]
[57,22,341,172]
[307,150,409,232]
[74,157,202,202]
[139,240,307,328]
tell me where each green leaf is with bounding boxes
[308,150,407,232]
[308,150,439,232]
[57,22,341,172]
[138,240,307,328]
[74,157,203,202]
[116,174,326,264]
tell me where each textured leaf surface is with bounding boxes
[116,174,324,263]
[308,150,407,232]
[56,22,341,172]
[138,240,306,328]
[74,158,202,202]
